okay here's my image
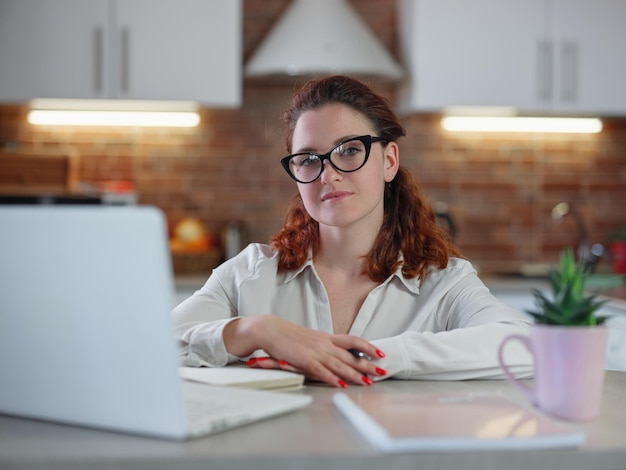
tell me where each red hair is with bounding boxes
[270,76,461,282]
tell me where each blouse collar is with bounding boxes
[282,253,422,294]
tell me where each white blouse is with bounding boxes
[172,243,533,381]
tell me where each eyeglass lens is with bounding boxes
[288,137,370,183]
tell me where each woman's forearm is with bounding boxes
[222,315,270,357]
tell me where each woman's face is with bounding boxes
[291,104,399,232]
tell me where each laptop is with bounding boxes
[0,205,311,440]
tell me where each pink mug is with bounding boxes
[498,324,608,421]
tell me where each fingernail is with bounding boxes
[257,357,268,362]
[338,379,348,388]
[375,349,385,358]
[375,367,387,376]
[278,360,289,366]
[246,358,257,366]
[361,376,373,386]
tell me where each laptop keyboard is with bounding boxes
[181,381,312,438]
[184,393,259,435]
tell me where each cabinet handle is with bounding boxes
[536,40,553,103]
[93,27,103,94]
[560,41,578,103]
[120,28,130,94]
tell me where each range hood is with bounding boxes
[245,0,403,80]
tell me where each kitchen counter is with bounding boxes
[173,275,209,307]
[602,285,626,302]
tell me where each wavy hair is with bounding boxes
[270,76,461,282]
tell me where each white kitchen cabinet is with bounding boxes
[0,0,109,102]
[551,0,626,115]
[398,0,626,116]
[0,0,241,106]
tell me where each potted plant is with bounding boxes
[526,248,609,327]
[498,248,610,421]
[609,227,626,274]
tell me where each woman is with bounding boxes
[173,75,532,388]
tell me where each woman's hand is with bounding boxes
[222,315,386,388]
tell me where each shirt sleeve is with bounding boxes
[172,244,280,367]
[172,244,262,367]
[171,270,241,367]
[370,270,535,381]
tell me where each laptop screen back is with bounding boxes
[0,205,187,437]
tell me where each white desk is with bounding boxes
[1,372,625,470]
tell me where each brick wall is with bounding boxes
[400,114,626,274]
[1,0,625,275]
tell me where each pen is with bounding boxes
[348,348,370,360]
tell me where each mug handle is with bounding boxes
[497,334,535,403]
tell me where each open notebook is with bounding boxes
[180,366,306,391]
[0,205,311,440]
[334,391,586,453]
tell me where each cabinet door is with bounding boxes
[551,0,626,115]
[0,0,110,101]
[114,0,241,106]
[398,0,546,113]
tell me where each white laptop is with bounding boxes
[0,205,311,440]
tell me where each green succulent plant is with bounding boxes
[526,248,609,326]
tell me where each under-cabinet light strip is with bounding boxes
[27,99,201,127]
[441,116,602,134]
[27,110,200,127]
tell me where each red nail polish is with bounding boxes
[361,376,373,386]
[375,349,385,358]
[246,358,257,366]
[338,379,348,388]
[375,367,387,376]
[278,360,289,366]
[257,357,268,362]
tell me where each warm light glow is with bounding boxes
[441,116,602,134]
[28,110,200,127]
[27,99,200,127]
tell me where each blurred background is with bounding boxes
[1,0,625,278]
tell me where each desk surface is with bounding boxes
[1,372,625,470]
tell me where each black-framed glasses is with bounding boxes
[280,135,387,184]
